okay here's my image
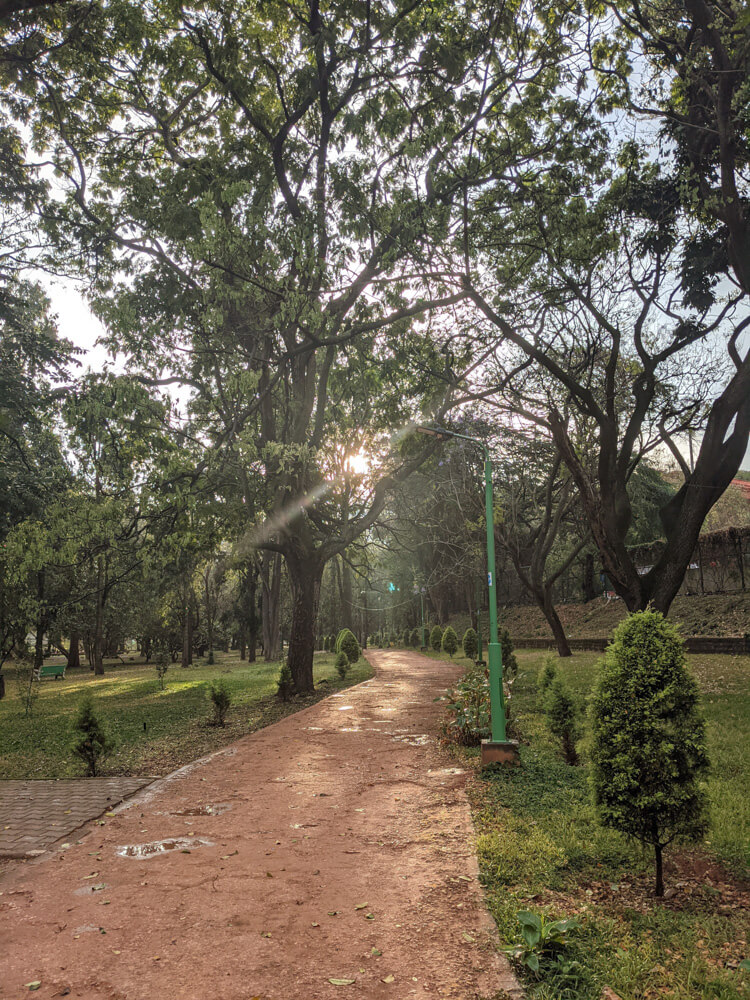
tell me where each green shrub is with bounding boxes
[208,680,231,726]
[71,695,112,776]
[154,647,169,690]
[336,628,360,664]
[589,610,709,896]
[442,625,459,657]
[544,678,579,764]
[335,650,350,678]
[462,627,478,661]
[502,911,581,977]
[410,627,421,648]
[276,660,293,701]
[537,656,558,699]
[442,664,490,745]
[430,624,443,651]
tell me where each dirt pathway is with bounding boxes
[0,650,520,1000]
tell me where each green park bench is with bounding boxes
[34,663,67,681]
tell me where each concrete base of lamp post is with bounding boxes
[481,739,520,767]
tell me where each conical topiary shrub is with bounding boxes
[429,625,443,651]
[589,610,709,897]
[442,625,459,657]
[336,628,360,664]
[462,627,478,661]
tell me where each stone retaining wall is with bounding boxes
[512,635,750,655]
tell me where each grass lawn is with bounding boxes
[425,646,750,1000]
[0,650,372,780]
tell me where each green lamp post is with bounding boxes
[417,425,519,765]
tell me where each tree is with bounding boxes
[462,627,478,661]
[543,678,579,765]
[494,427,590,656]
[457,0,750,615]
[335,650,350,679]
[71,694,112,777]
[429,624,443,652]
[441,625,459,657]
[13,0,514,691]
[590,610,709,896]
[336,628,359,666]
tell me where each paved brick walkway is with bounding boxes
[0,778,151,857]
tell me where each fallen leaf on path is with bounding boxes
[354,903,368,910]
[25,983,41,991]
[82,873,99,879]
[328,979,355,986]
[370,948,382,956]
[382,975,395,983]
[462,932,475,943]
[365,913,375,920]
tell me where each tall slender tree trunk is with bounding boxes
[67,629,80,669]
[541,591,572,657]
[93,554,105,675]
[285,551,323,694]
[181,606,190,668]
[247,568,258,663]
[654,842,664,898]
[33,570,45,673]
[261,552,282,662]
[341,554,354,631]
[582,554,596,602]
[187,594,194,664]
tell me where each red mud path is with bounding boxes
[0,650,520,1000]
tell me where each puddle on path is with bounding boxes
[391,734,431,747]
[115,837,213,858]
[169,803,232,817]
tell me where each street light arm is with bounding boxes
[416,424,490,459]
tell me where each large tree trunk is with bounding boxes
[67,629,80,669]
[181,607,190,667]
[582,553,596,602]
[261,551,282,662]
[33,570,45,672]
[285,551,323,694]
[541,591,572,658]
[247,569,258,663]
[92,554,105,675]
[341,554,354,631]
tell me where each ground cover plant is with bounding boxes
[0,650,372,779]
[443,647,750,999]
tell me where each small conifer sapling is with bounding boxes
[590,610,709,897]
